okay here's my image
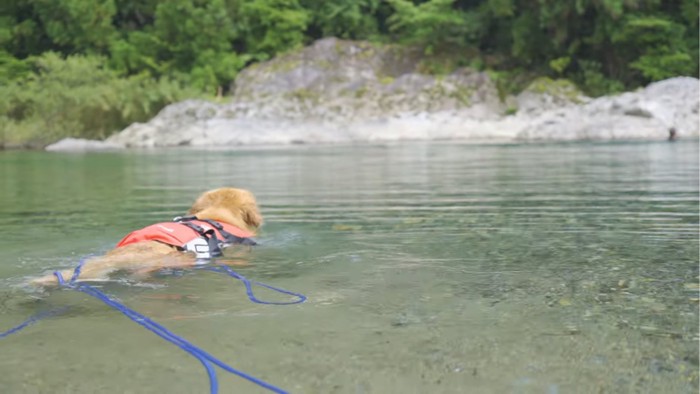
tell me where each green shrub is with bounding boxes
[576,60,625,97]
[0,52,199,148]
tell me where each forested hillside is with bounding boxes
[1,0,697,147]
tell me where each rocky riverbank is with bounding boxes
[47,38,699,151]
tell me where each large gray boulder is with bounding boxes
[231,38,504,122]
[516,77,699,141]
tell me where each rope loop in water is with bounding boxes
[200,264,307,305]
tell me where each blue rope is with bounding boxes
[0,307,70,339]
[200,265,307,305]
[0,255,94,338]
[1,258,306,394]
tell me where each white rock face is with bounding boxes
[99,38,699,149]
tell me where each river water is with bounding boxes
[0,141,698,393]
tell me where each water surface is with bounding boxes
[0,141,698,393]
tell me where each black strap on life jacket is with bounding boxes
[198,218,257,246]
[173,216,223,257]
[172,215,257,256]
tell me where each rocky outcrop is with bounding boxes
[106,38,509,148]
[97,38,699,149]
[230,39,503,122]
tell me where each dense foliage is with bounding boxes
[1,0,697,147]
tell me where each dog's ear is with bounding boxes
[241,202,263,230]
[188,188,225,215]
[188,199,206,215]
[188,197,215,216]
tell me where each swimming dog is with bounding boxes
[32,187,262,286]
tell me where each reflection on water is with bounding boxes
[0,141,698,393]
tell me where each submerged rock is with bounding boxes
[105,38,700,148]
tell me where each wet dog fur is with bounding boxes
[32,187,262,286]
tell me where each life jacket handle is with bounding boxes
[173,217,223,258]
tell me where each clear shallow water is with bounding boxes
[0,141,698,393]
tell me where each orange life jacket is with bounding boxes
[116,217,255,259]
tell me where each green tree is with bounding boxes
[31,0,117,53]
[112,0,159,31]
[481,0,697,93]
[2,0,52,58]
[109,0,245,93]
[386,0,484,55]
[235,0,309,60]
[300,0,381,40]
[614,16,695,81]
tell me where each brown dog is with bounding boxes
[32,187,262,286]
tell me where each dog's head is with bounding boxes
[188,188,263,234]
